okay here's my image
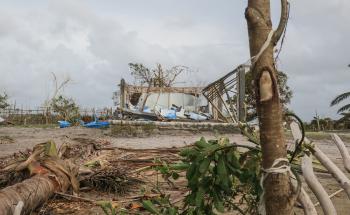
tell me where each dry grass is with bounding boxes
[285,130,350,143]
[0,135,14,144]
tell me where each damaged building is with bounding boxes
[113,65,247,123]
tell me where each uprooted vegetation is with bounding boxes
[0,136,186,214]
[0,117,350,214]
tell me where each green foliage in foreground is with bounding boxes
[144,137,262,215]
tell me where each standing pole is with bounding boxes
[237,65,246,122]
[120,79,126,109]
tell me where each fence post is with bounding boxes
[120,79,126,109]
[237,65,246,122]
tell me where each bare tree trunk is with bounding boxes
[245,0,295,214]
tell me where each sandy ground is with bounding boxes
[0,126,350,214]
[0,126,249,156]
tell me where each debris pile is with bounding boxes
[0,138,187,214]
[114,65,247,123]
[115,79,212,122]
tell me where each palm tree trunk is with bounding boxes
[245,0,295,214]
[0,173,70,214]
[0,142,77,215]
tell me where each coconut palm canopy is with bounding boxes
[331,92,350,114]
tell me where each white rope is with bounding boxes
[258,158,292,215]
[243,29,275,68]
[252,30,274,65]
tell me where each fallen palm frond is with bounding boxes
[109,148,182,166]
[105,147,182,153]
[0,138,108,189]
[0,150,32,189]
[37,197,96,215]
[80,166,141,195]
[61,138,110,160]
[0,169,29,189]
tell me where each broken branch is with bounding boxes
[302,154,336,215]
[332,133,350,173]
[273,0,289,44]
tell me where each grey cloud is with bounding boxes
[0,0,349,121]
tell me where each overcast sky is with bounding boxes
[0,0,349,121]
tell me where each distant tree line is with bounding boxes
[128,63,189,87]
[0,92,9,110]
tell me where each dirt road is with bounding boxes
[0,126,249,157]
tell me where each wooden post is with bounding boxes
[140,79,152,112]
[120,79,126,109]
[21,106,23,124]
[237,65,246,122]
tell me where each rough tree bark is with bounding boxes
[0,142,78,214]
[0,159,76,214]
[245,0,295,214]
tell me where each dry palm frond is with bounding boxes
[0,150,33,188]
[0,170,29,189]
[61,138,110,160]
[80,167,141,195]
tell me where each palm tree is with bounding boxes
[330,92,350,113]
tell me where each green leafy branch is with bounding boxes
[143,116,308,215]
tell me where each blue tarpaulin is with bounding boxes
[188,112,207,121]
[83,120,110,128]
[59,119,110,129]
[161,109,177,119]
[58,121,71,128]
